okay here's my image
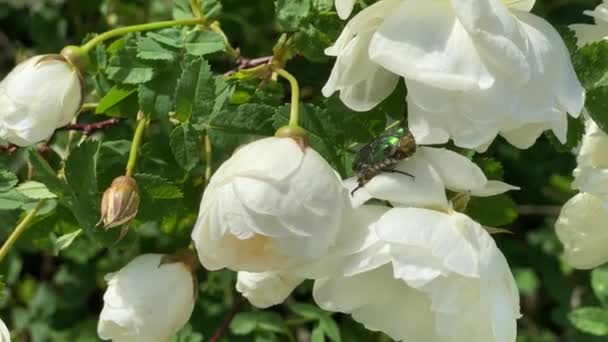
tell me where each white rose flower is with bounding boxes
[570,0,608,46]
[313,206,520,342]
[236,271,303,309]
[191,137,348,272]
[555,192,608,269]
[345,146,518,208]
[324,0,584,151]
[97,254,196,342]
[0,318,9,342]
[0,55,83,146]
[335,0,355,19]
[572,119,608,198]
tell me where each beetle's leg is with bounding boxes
[382,169,414,179]
[351,184,364,196]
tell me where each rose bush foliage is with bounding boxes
[1,0,608,341]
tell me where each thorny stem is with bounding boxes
[0,200,46,263]
[125,112,148,177]
[224,55,273,76]
[274,68,301,127]
[80,17,205,53]
[62,118,120,134]
[209,296,243,342]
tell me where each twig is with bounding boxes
[518,205,562,216]
[224,55,273,76]
[62,118,120,134]
[209,296,243,342]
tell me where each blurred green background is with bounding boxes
[0,0,606,341]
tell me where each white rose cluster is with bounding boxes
[325,0,584,151]
[86,0,606,341]
[189,131,522,341]
[555,120,608,269]
[552,2,608,271]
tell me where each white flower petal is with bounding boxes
[236,271,303,308]
[335,0,355,19]
[370,0,494,91]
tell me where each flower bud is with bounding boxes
[555,192,608,269]
[97,254,196,341]
[98,176,140,230]
[0,55,83,146]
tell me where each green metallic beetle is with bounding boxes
[351,126,417,196]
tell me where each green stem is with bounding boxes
[125,112,148,177]
[81,17,205,53]
[189,0,204,19]
[0,200,45,263]
[275,68,300,127]
[210,21,238,58]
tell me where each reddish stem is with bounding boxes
[62,118,120,134]
[209,296,243,342]
[224,56,273,76]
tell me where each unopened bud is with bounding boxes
[98,176,140,230]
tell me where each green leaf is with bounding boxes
[593,266,608,307]
[174,57,215,122]
[289,302,324,319]
[135,174,183,200]
[545,116,585,152]
[569,307,608,336]
[147,28,185,48]
[465,194,518,227]
[312,0,333,11]
[173,0,194,19]
[586,86,608,134]
[289,303,340,342]
[275,0,311,32]
[171,324,204,342]
[139,69,179,119]
[209,104,275,136]
[15,181,57,200]
[573,41,608,89]
[27,150,69,197]
[106,46,156,84]
[64,141,106,243]
[170,123,201,171]
[137,36,178,61]
[0,170,18,192]
[230,312,288,336]
[513,268,539,297]
[293,24,331,63]
[231,312,258,335]
[96,85,138,115]
[53,229,82,255]
[311,325,326,342]
[319,315,341,342]
[0,190,28,210]
[185,30,226,56]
